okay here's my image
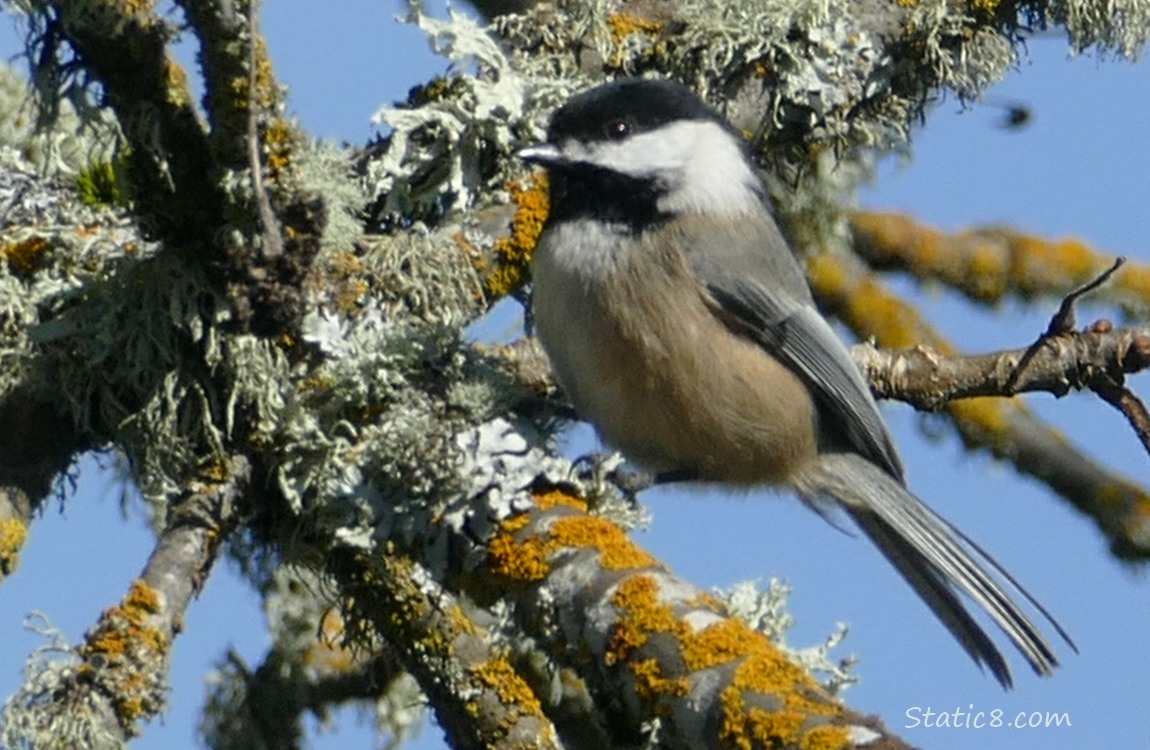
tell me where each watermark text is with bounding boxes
[905,705,1071,730]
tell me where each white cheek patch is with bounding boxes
[561,120,763,216]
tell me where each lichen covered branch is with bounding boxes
[327,548,563,750]
[476,487,899,750]
[811,250,1150,558]
[1,455,247,746]
[24,0,222,241]
[851,211,1150,317]
[853,324,1150,409]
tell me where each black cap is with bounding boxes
[547,78,727,144]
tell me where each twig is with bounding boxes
[246,0,284,260]
[1045,256,1126,336]
[1090,377,1150,459]
[1005,257,1126,393]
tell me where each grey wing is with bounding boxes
[687,235,905,482]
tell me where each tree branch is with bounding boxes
[38,0,223,242]
[201,643,408,750]
[811,250,1150,559]
[850,211,1150,317]
[175,0,285,259]
[0,390,85,583]
[2,455,247,745]
[475,486,903,750]
[326,548,563,750]
[852,324,1150,409]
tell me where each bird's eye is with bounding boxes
[604,119,631,140]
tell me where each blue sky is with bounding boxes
[1,3,1148,749]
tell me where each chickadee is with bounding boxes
[519,78,1074,687]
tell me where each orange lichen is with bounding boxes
[809,251,956,352]
[679,617,758,670]
[1,236,51,277]
[729,641,830,711]
[1115,264,1150,303]
[852,211,943,268]
[251,38,278,109]
[533,489,588,513]
[607,575,689,699]
[607,12,664,44]
[605,13,665,75]
[263,119,296,174]
[719,644,846,750]
[851,211,1136,308]
[485,175,550,299]
[945,397,1068,465]
[947,397,1012,445]
[966,241,1008,296]
[608,575,679,663]
[801,724,852,750]
[78,580,169,731]
[489,497,657,583]
[123,580,162,615]
[323,250,369,312]
[0,517,28,575]
[302,609,357,673]
[1094,481,1150,554]
[721,699,806,750]
[489,523,551,582]
[472,657,545,717]
[549,516,658,570]
[163,59,192,108]
[1008,234,1098,292]
[446,603,480,636]
[609,574,844,747]
[629,657,689,699]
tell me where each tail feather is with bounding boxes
[797,453,1072,688]
[846,508,1014,686]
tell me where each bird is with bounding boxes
[518,77,1074,688]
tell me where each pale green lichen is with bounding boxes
[1055,0,1150,58]
[1,615,126,750]
[363,7,532,226]
[720,579,858,695]
[0,62,119,177]
[0,146,152,404]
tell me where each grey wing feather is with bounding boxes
[691,249,904,482]
[682,220,1074,680]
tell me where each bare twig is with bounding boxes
[246,0,284,260]
[1091,378,1150,458]
[1001,257,1126,394]
[1045,257,1126,336]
